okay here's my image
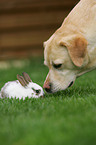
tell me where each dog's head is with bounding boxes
[43,32,88,93]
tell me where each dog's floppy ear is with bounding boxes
[59,35,88,67]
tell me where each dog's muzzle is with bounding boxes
[43,82,52,93]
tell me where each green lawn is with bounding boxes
[0,57,96,145]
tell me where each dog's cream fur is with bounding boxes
[43,0,96,93]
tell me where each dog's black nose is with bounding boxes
[43,83,52,93]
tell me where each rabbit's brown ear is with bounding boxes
[22,72,32,83]
[17,74,27,86]
[59,35,88,67]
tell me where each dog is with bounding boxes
[43,0,96,93]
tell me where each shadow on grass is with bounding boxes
[45,85,96,99]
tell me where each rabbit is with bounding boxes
[0,72,44,100]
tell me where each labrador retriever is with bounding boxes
[43,0,96,93]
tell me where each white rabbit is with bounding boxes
[0,72,44,100]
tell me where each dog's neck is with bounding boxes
[86,42,96,70]
[77,47,96,77]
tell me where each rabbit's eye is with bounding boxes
[36,89,41,94]
[32,88,41,95]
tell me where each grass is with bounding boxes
[0,57,96,145]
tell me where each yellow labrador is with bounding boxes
[43,0,96,93]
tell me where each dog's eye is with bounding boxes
[53,63,62,69]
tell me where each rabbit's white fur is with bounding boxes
[0,79,44,100]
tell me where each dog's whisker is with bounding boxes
[51,80,68,92]
[51,83,61,92]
